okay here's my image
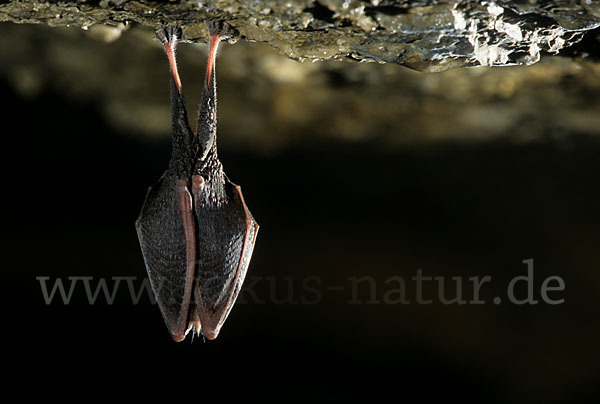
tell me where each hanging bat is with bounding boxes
[136,22,259,342]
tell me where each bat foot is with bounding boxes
[205,21,238,41]
[157,25,182,47]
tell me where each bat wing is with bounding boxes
[136,174,197,342]
[192,175,259,339]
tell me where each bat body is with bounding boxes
[136,22,258,341]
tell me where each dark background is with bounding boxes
[2,24,600,403]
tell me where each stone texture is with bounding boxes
[1,2,599,150]
[1,21,599,150]
[1,0,599,71]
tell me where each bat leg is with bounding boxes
[203,22,238,88]
[204,33,220,89]
[195,22,239,158]
[158,25,195,156]
[157,26,183,92]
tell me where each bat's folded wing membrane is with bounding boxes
[136,175,196,342]
[193,177,259,339]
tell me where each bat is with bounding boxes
[135,22,259,342]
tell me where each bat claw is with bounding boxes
[157,25,182,46]
[205,20,238,41]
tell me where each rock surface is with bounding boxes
[1,0,599,71]
[1,1,599,150]
[1,21,599,150]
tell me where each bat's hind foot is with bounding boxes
[157,25,182,46]
[205,21,237,40]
